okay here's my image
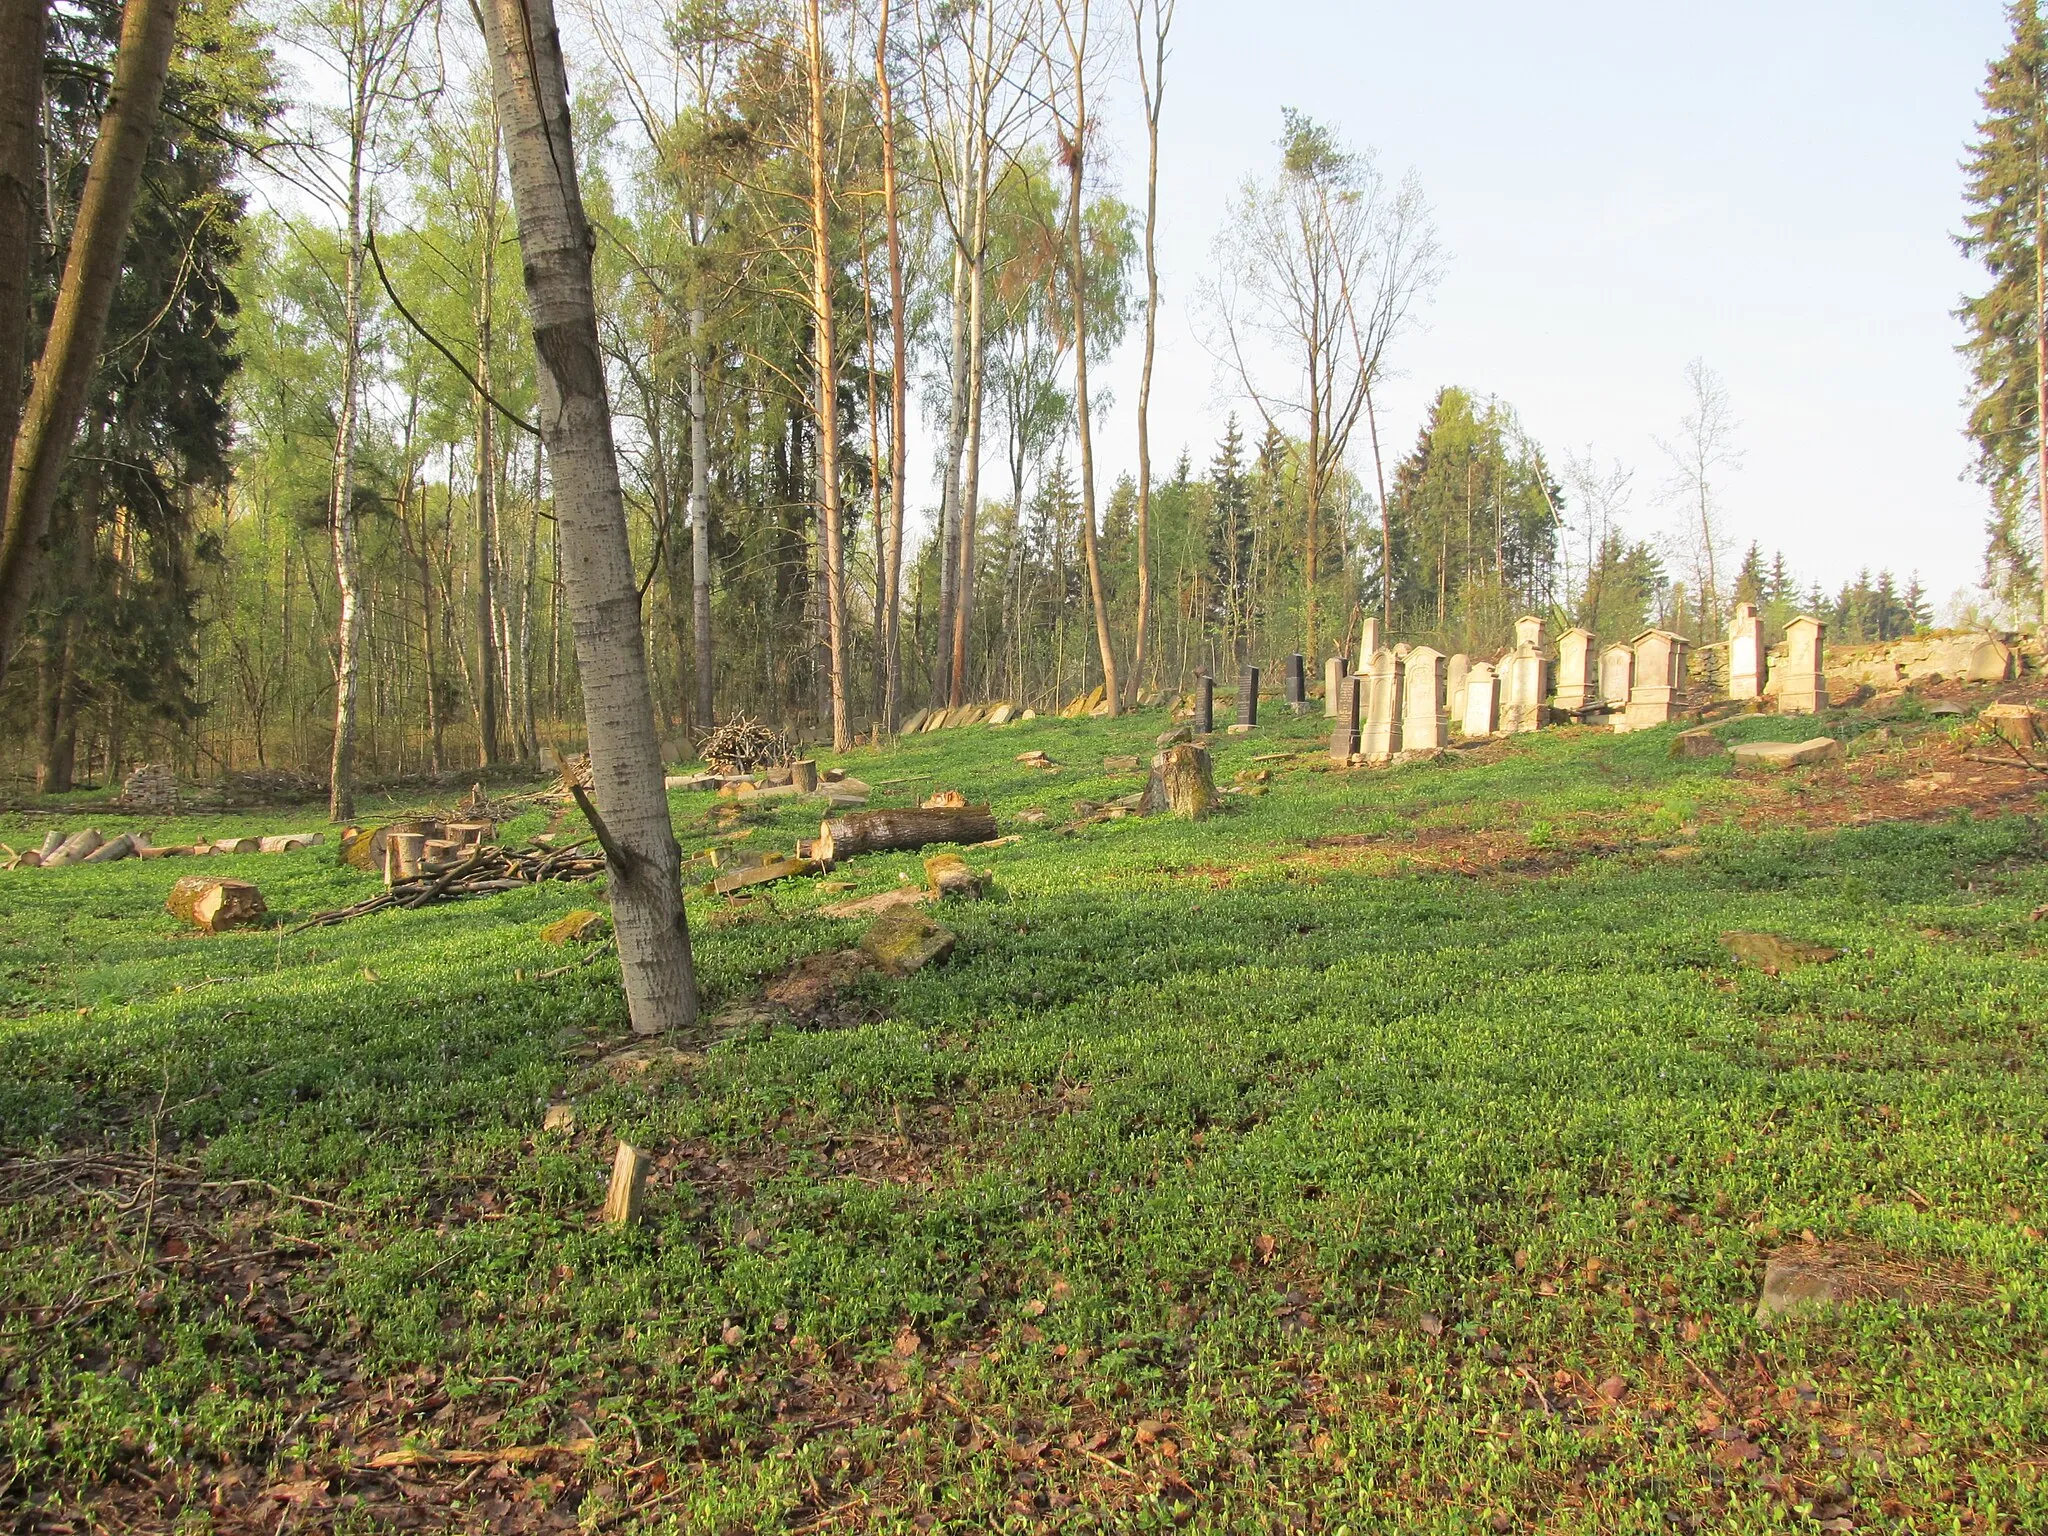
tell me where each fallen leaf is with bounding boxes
[893,1326,921,1358]
[1711,1437,1763,1469]
[265,1479,331,1503]
[1597,1375,1628,1402]
[1133,1420,1165,1446]
[1419,1314,1444,1338]
[721,1324,745,1347]
[1254,1233,1277,1264]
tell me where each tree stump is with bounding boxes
[1143,743,1218,820]
[791,759,819,793]
[166,877,267,933]
[815,805,998,865]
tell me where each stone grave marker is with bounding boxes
[1402,647,1448,751]
[1324,655,1344,717]
[1462,661,1500,736]
[1194,673,1214,734]
[1446,653,1470,730]
[1329,673,1363,761]
[1285,653,1306,709]
[1727,603,1764,700]
[1354,615,1382,672]
[1621,629,1690,731]
[1600,642,1635,709]
[1362,649,1404,758]
[1237,666,1261,728]
[1775,615,1825,716]
[1555,628,1596,714]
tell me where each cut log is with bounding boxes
[13,849,42,868]
[444,822,492,846]
[136,844,188,859]
[43,828,104,867]
[924,852,987,900]
[1142,743,1219,820]
[37,831,65,860]
[791,759,819,793]
[257,832,323,853]
[388,832,428,879]
[165,877,267,933]
[602,1142,647,1225]
[815,805,998,866]
[922,788,968,809]
[707,855,816,895]
[81,833,137,863]
[422,838,463,866]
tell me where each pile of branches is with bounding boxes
[290,838,604,931]
[218,767,328,806]
[698,714,798,775]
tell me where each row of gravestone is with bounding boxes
[1191,609,1833,762]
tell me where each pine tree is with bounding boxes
[1732,542,1766,609]
[1959,2,2048,623]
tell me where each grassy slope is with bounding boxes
[2,705,2045,1533]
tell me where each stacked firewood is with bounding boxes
[292,838,605,930]
[697,715,798,775]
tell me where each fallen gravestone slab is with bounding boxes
[818,886,932,919]
[1731,738,1841,770]
[1670,727,1726,759]
[860,910,956,976]
[923,852,988,900]
[1720,931,1841,974]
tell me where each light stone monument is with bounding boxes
[1461,661,1500,737]
[1324,655,1344,717]
[1354,616,1382,673]
[1776,615,1825,715]
[1401,647,1448,752]
[1361,648,1404,759]
[1555,628,1596,714]
[1727,603,1764,701]
[1514,614,1548,651]
[1620,629,1690,731]
[1501,644,1549,734]
[1599,643,1635,710]
[1445,653,1470,730]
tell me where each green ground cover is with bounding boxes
[2,704,2045,1532]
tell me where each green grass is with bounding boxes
[3,705,2046,1532]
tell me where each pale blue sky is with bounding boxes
[1080,0,2011,615]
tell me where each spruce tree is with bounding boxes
[1959,1,2048,623]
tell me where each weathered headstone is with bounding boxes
[1401,647,1449,752]
[1194,673,1214,734]
[1514,614,1548,651]
[1501,644,1549,734]
[1622,629,1690,731]
[1329,673,1363,762]
[1324,655,1344,717]
[1284,654,1306,709]
[1461,661,1500,737]
[1237,666,1261,727]
[1555,628,1596,714]
[1361,649,1404,758]
[1446,653,1470,730]
[1600,642,1635,709]
[1354,616,1382,673]
[1775,615,1825,716]
[1727,603,1764,700]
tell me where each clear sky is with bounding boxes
[1073,0,2012,618]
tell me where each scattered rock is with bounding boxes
[1015,749,1055,767]
[541,909,609,946]
[1670,727,1727,759]
[1731,737,1842,769]
[817,886,933,919]
[1014,808,1049,825]
[859,910,956,976]
[764,948,872,1013]
[1926,700,1966,718]
[924,852,988,899]
[542,1102,577,1135]
[1225,722,1255,735]
[1719,930,1842,974]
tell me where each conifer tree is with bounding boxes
[1959,1,2048,623]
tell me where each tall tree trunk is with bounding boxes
[806,0,848,751]
[689,298,713,730]
[0,0,47,511]
[1366,384,1391,628]
[1061,9,1121,716]
[421,461,444,773]
[478,0,697,1032]
[1127,0,1170,706]
[2037,183,2046,630]
[949,151,991,709]
[0,0,177,691]
[474,122,504,767]
[328,170,367,821]
[934,238,969,702]
[861,223,886,723]
[877,0,907,731]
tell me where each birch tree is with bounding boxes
[476,0,699,1033]
[1123,0,1171,702]
[1655,357,1740,633]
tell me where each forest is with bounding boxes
[0,0,1942,806]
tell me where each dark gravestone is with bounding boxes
[1237,667,1260,728]
[1330,673,1362,762]
[1194,674,1214,735]
[1285,653,1306,708]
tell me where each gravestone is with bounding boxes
[1514,614,1548,651]
[1501,644,1549,734]
[1355,616,1382,672]
[1237,666,1261,727]
[1361,648,1404,759]
[1776,615,1825,715]
[1622,629,1690,731]
[1329,673,1363,762]
[1600,642,1635,709]
[1446,653,1470,730]
[1324,655,1344,717]
[1402,647,1449,752]
[1462,661,1500,736]
[1555,628,1597,714]
[1727,603,1764,700]
[1194,673,1214,734]
[1285,654,1306,709]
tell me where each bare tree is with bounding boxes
[876,0,909,730]
[1123,0,1172,704]
[804,0,850,750]
[476,0,698,1033]
[1046,0,1121,713]
[1562,448,1635,621]
[1200,113,1440,654]
[1656,357,1742,632]
[0,0,179,692]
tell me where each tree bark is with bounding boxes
[2037,182,2046,631]
[0,0,47,515]
[1060,2,1121,716]
[949,135,992,709]
[806,0,848,752]
[877,0,907,732]
[934,237,969,703]
[478,0,698,1034]
[0,0,178,692]
[474,114,504,767]
[1126,0,1169,706]
[815,804,996,865]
